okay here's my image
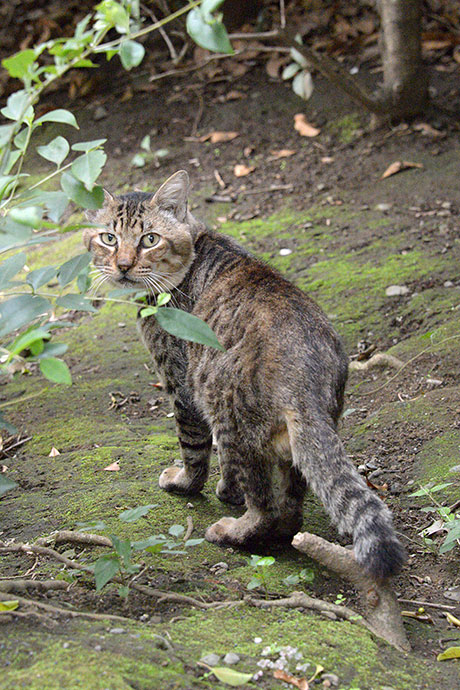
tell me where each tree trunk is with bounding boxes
[378,0,428,119]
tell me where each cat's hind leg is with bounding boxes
[214,428,245,505]
[159,396,212,495]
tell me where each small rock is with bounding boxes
[316,183,326,191]
[201,653,221,666]
[223,652,241,665]
[253,637,262,644]
[93,105,108,121]
[444,280,454,287]
[444,586,460,603]
[62,642,70,649]
[210,561,229,573]
[449,465,460,473]
[426,377,443,387]
[118,322,126,328]
[94,644,102,651]
[385,285,409,297]
[139,613,149,622]
[279,248,292,256]
[322,673,340,687]
[109,628,125,634]
[375,202,392,212]
[303,222,313,228]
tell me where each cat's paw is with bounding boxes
[215,479,245,505]
[158,466,204,494]
[205,517,238,545]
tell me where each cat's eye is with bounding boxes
[100,232,117,246]
[141,233,160,248]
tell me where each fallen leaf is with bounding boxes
[273,669,308,690]
[445,612,460,628]
[307,664,324,683]
[437,646,460,661]
[0,600,19,612]
[224,90,244,101]
[199,664,253,687]
[381,160,423,179]
[233,164,255,177]
[366,477,388,492]
[1,465,8,473]
[267,149,296,161]
[266,56,287,79]
[401,610,434,623]
[48,447,60,457]
[199,131,239,144]
[103,461,120,471]
[294,113,320,137]
[243,146,254,157]
[321,156,334,164]
[120,86,133,102]
[413,122,444,137]
[423,39,453,51]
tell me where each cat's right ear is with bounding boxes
[151,170,190,221]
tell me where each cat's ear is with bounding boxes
[151,170,190,221]
[84,188,115,223]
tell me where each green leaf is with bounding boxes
[206,667,253,687]
[56,294,97,312]
[184,538,204,547]
[0,474,18,497]
[61,171,104,209]
[9,206,43,228]
[71,150,107,191]
[0,413,17,434]
[9,328,50,356]
[4,150,22,175]
[93,554,120,591]
[202,0,226,15]
[0,125,14,149]
[57,252,92,287]
[131,153,146,168]
[73,59,98,68]
[35,109,79,129]
[36,342,68,359]
[283,574,300,586]
[169,524,185,538]
[0,252,27,289]
[437,646,460,661]
[2,49,36,78]
[256,556,275,567]
[72,139,107,152]
[140,135,150,151]
[154,307,225,350]
[76,519,107,532]
[156,292,171,307]
[131,536,166,551]
[282,63,300,80]
[37,136,69,166]
[0,295,52,338]
[118,504,157,523]
[246,577,261,590]
[118,585,130,598]
[186,9,233,54]
[29,190,69,222]
[1,90,32,121]
[110,535,132,566]
[0,599,19,611]
[39,357,72,385]
[119,40,145,70]
[26,266,57,291]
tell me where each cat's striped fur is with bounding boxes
[84,171,406,581]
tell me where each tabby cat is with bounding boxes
[84,170,405,581]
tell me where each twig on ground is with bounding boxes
[0,593,133,623]
[0,579,69,593]
[397,598,458,611]
[184,516,194,543]
[291,531,410,652]
[349,353,404,372]
[0,435,32,458]
[34,530,112,548]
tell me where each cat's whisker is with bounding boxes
[149,271,190,303]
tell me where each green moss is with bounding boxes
[416,431,460,498]
[327,113,363,144]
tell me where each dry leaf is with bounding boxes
[199,131,239,144]
[366,477,388,492]
[265,56,287,79]
[243,146,255,157]
[234,164,255,177]
[273,669,308,690]
[413,122,444,137]
[381,160,423,179]
[445,612,460,628]
[120,86,133,102]
[422,39,453,51]
[224,90,244,101]
[267,149,296,161]
[294,113,320,138]
[103,461,120,471]
[321,156,334,164]
[48,447,60,457]
[1,465,8,473]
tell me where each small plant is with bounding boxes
[410,480,460,554]
[334,592,347,605]
[283,567,315,588]
[281,38,314,101]
[246,555,276,593]
[131,135,169,169]
[77,505,204,597]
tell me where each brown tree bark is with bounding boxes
[378,0,428,119]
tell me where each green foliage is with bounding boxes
[283,567,315,588]
[78,506,204,596]
[0,0,229,426]
[409,479,459,554]
[246,554,276,592]
[186,1,233,54]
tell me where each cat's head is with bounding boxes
[83,170,195,294]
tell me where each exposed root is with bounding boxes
[0,579,69,593]
[183,516,194,543]
[291,531,410,652]
[0,593,133,623]
[34,530,112,548]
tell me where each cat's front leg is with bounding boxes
[159,395,212,495]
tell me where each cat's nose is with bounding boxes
[117,260,132,273]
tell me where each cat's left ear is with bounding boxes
[151,170,190,221]
[84,188,115,223]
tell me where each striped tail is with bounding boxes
[287,412,406,581]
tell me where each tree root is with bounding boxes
[349,353,404,372]
[0,579,69,593]
[291,531,410,652]
[0,593,133,623]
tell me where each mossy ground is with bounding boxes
[2,67,460,689]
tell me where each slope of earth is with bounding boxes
[1,63,460,689]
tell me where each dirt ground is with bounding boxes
[1,39,460,690]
